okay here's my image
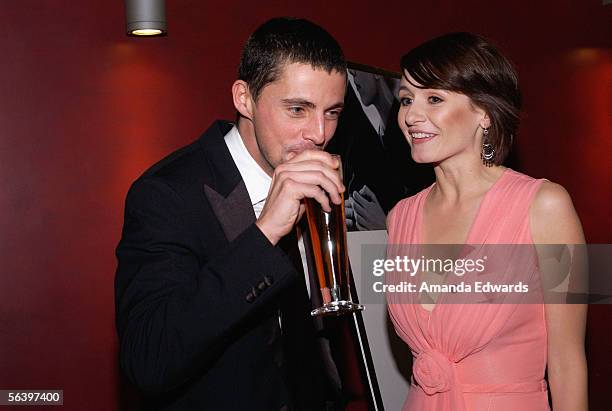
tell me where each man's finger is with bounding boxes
[286,149,339,169]
[295,182,332,212]
[276,170,343,205]
[358,185,378,201]
[352,190,371,207]
[276,160,345,194]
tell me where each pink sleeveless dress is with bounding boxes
[386,169,549,410]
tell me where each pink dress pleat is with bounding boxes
[386,169,549,410]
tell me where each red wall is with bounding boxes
[1,1,610,409]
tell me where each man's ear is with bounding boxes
[232,80,254,120]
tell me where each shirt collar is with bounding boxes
[224,125,271,206]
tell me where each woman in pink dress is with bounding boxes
[386,33,587,410]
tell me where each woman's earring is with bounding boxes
[481,128,495,167]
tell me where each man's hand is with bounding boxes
[351,185,386,231]
[256,151,345,245]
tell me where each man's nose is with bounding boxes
[303,114,326,146]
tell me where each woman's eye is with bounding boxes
[400,97,413,106]
[428,96,443,104]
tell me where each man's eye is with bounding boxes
[399,97,413,106]
[429,96,443,104]
[289,106,304,114]
[325,110,341,119]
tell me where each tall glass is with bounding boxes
[304,154,365,316]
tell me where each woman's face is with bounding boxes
[397,73,489,165]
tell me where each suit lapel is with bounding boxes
[204,182,255,242]
[197,121,256,242]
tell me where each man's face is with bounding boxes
[240,62,346,175]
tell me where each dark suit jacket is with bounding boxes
[115,121,334,410]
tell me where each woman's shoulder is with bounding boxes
[533,180,573,208]
[387,185,433,227]
[393,185,433,212]
[494,168,547,204]
[529,179,585,244]
[504,168,573,213]
[531,180,576,223]
[504,168,543,186]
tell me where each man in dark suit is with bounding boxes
[115,18,348,410]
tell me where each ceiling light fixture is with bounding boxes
[125,0,167,37]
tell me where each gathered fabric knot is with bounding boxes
[413,349,455,395]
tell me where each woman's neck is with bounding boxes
[431,159,506,206]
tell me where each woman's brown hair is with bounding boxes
[400,32,521,165]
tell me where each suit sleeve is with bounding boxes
[115,177,297,393]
